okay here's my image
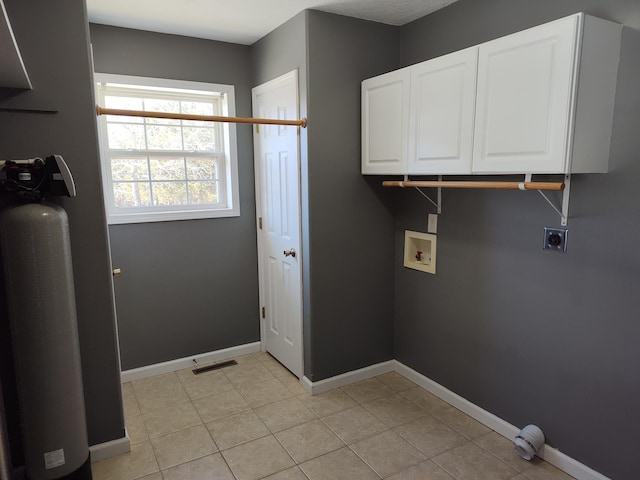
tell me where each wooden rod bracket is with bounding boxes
[382,180,565,191]
[383,175,570,224]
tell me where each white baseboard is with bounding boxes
[394,361,519,440]
[303,359,608,480]
[301,360,395,395]
[394,361,609,480]
[537,445,610,480]
[120,342,261,383]
[90,435,130,462]
[117,346,607,480]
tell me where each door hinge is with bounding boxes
[255,124,259,133]
[261,306,265,319]
[258,217,263,229]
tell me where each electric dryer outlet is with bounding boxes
[543,227,568,252]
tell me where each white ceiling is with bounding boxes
[86,0,459,45]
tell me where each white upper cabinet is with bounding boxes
[473,16,577,173]
[408,47,478,175]
[361,13,621,176]
[361,67,410,175]
[472,14,620,174]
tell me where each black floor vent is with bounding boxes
[192,359,238,375]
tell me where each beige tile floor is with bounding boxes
[93,353,574,480]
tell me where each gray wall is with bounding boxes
[251,11,400,381]
[0,0,123,450]
[395,1,640,478]
[305,11,399,380]
[90,25,259,369]
[251,12,313,374]
[4,3,632,477]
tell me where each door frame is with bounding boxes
[252,69,304,375]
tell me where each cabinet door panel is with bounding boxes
[473,16,578,173]
[362,68,410,174]
[409,47,478,174]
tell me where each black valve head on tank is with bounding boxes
[0,155,76,203]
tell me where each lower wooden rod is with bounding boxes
[382,180,565,191]
[96,106,307,128]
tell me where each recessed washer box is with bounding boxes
[404,230,437,274]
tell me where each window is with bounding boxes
[95,74,240,224]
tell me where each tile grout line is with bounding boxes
[127,385,161,478]
[138,367,227,477]
[430,454,461,480]
[313,382,512,480]
[189,359,311,479]
[269,425,310,479]
[344,443,384,479]
[470,433,540,477]
[118,360,572,480]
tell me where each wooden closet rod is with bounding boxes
[96,106,307,128]
[382,180,565,191]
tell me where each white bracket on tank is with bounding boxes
[534,173,571,226]
[407,175,442,214]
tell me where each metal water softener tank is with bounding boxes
[0,202,91,480]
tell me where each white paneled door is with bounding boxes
[252,70,303,378]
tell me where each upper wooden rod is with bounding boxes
[382,180,565,191]
[96,106,307,128]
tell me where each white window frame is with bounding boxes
[95,73,240,224]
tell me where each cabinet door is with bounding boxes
[362,68,410,174]
[408,47,478,174]
[472,16,579,174]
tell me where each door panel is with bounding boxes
[473,16,578,173]
[361,67,410,174]
[408,47,478,174]
[252,71,303,378]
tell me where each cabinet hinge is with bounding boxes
[261,306,265,319]
[259,217,263,229]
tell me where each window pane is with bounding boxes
[186,157,217,180]
[106,115,142,123]
[152,182,187,205]
[143,98,181,125]
[146,125,183,150]
[188,181,218,204]
[181,101,214,127]
[146,117,181,126]
[97,77,238,222]
[107,124,146,149]
[150,157,185,181]
[144,98,180,113]
[111,157,149,181]
[113,182,151,207]
[181,101,214,116]
[104,96,143,123]
[106,96,143,110]
[183,127,216,150]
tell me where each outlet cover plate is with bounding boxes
[543,227,568,252]
[428,214,438,234]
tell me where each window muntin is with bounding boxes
[95,74,240,224]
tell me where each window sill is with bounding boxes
[106,206,240,225]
